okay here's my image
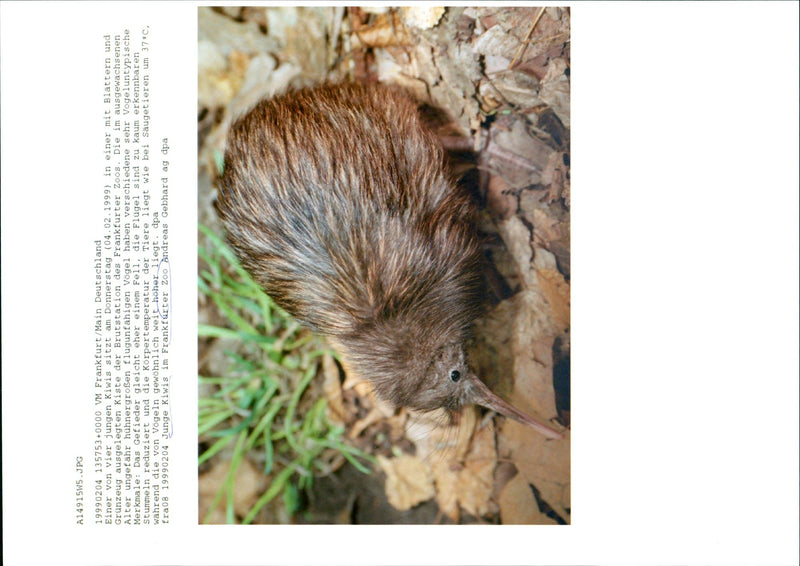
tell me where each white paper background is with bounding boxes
[1,2,798,565]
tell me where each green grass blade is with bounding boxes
[199,435,235,467]
[225,430,249,524]
[198,324,278,345]
[198,410,234,436]
[241,464,295,525]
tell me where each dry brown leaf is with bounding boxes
[541,149,569,203]
[488,70,542,109]
[432,419,497,521]
[198,40,231,109]
[487,122,553,189]
[512,335,558,417]
[375,57,430,102]
[485,175,516,220]
[472,288,561,430]
[539,57,570,128]
[500,421,570,522]
[228,49,249,82]
[529,207,564,246]
[458,420,498,517]
[196,48,249,111]
[496,215,534,286]
[198,458,268,524]
[351,10,411,49]
[404,407,478,522]
[499,471,547,524]
[401,6,445,29]
[472,16,527,59]
[536,267,570,333]
[378,454,435,511]
[198,7,279,57]
[473,7,568,65]
[265,7,333,78]
[472,240,570,525]
[431,458,460,522]
[322,352,347,425]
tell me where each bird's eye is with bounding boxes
[449,370,461,382]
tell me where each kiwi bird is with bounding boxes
[216,83,562,440]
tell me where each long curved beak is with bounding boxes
[467,375,564,440]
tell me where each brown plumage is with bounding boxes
[216,83,562,439]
